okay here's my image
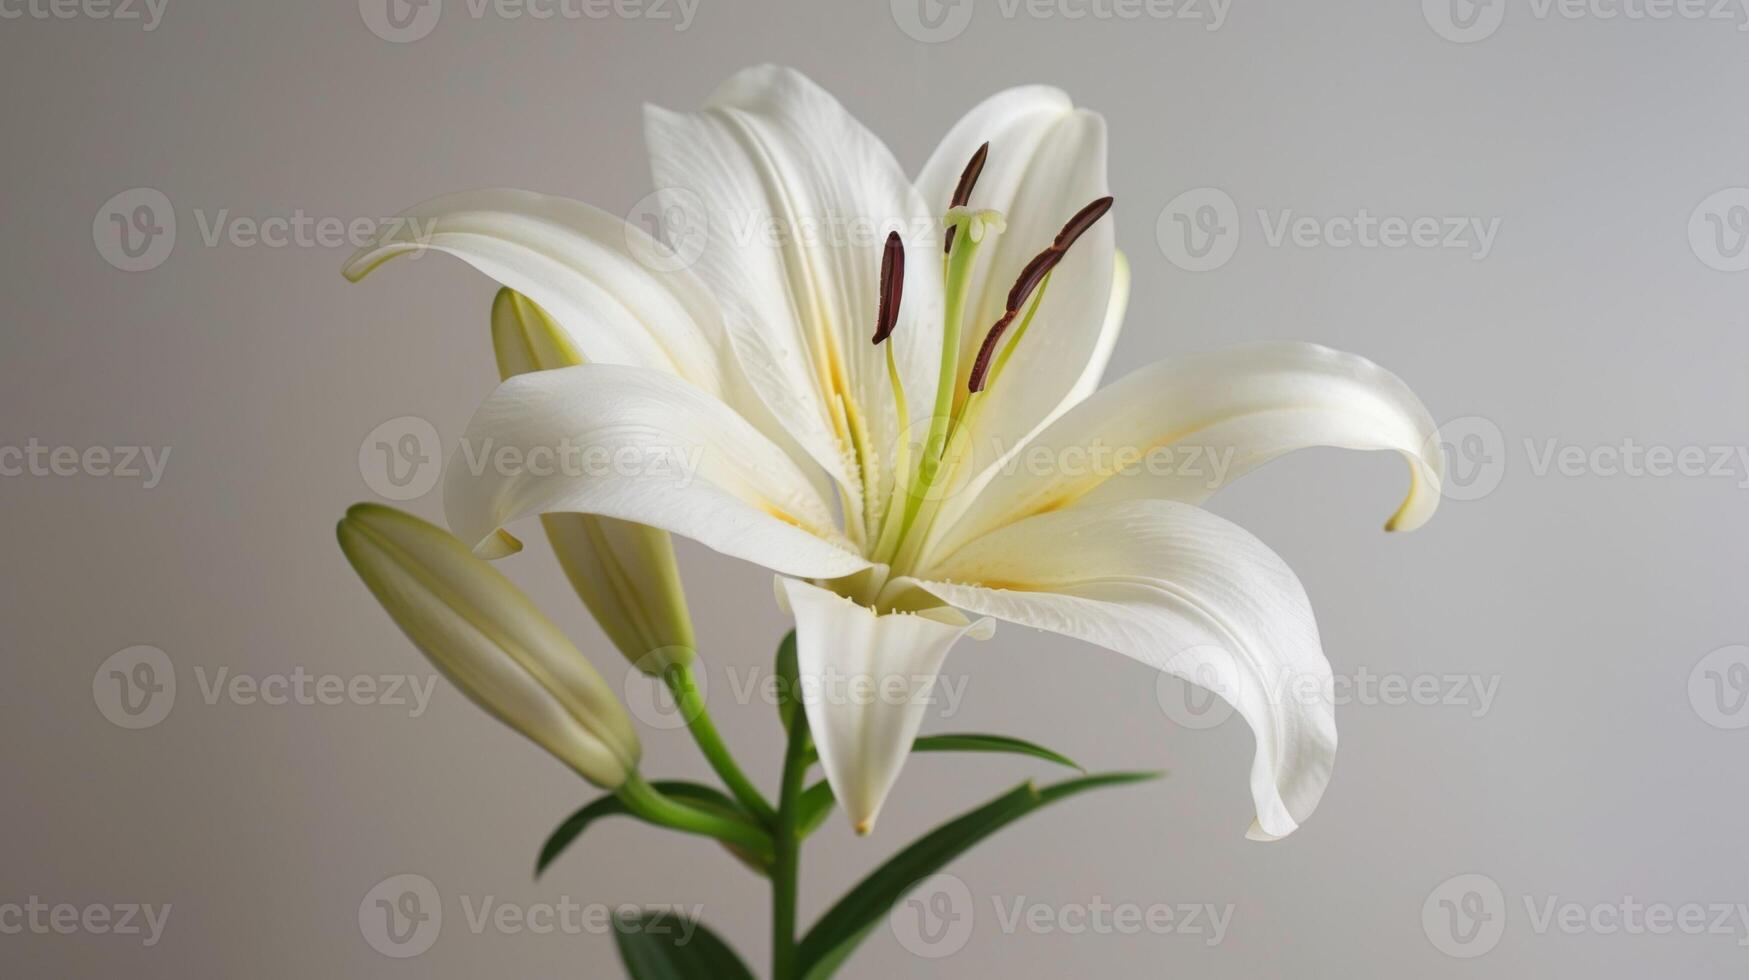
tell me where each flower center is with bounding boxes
[866,142,1114,577]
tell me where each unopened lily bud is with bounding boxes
[337,503,641,789]
[490,288,697,675]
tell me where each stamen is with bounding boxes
[967,195,1114,393]
[872,230,905,345]
[966,309,1017,394]
[942,141,991,254]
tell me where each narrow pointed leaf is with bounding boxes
[796,771,1160,977]
[537,781,750,876]
[912,733,1083,771]
[613,910,755,980]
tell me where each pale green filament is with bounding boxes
[878,209,1001,567]
[870,343,912,563]
[887,268,1052,575]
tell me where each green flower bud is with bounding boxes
[337,503,640,789]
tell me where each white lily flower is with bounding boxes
[346,65,1444,840]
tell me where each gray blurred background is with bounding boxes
[4,0,1747,976]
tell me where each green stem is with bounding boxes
[665,663,778,825]
[615,772,773,861]
[771,709,811,979]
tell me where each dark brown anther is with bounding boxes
[943,141,991,254]
[1005,251,1056,315]
[966,310,1017,393]
[872,230,905,345]
[1001,195,1116,315]
[966,195,1115,392]
[950,142,990,209]
[1054,195,1114,251]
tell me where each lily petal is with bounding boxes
[644,65,943,529]
[344,188,731,399]
[920,85,1116,464]
[443,363,869,579]
[916,499,1335,840]
[933,342,1445,559]
[776,576,994,834]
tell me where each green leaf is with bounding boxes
[537,781,749,877]
[912,733,1083,771]
[613,909,755,980]
[795,771,1161,979]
